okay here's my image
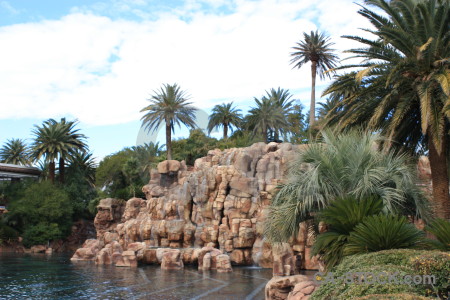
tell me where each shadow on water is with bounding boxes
[0,252,277,300]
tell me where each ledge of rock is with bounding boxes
[265,275,317,300]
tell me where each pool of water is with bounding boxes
[0,252,274,299]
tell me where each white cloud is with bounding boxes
[0,0,370,126]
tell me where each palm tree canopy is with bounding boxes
[265,130,429,243]
[0,138,32,166]
[140,83,197,134]
[31,118,87,162]
[290,30,339,80]
[207,102,243,135]
[322,0,450,152]
[263,87,294,112]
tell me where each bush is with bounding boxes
[22,223,64,247]
[0,221,19,243]
[311,249,450,300]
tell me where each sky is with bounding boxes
[0,0,371,161]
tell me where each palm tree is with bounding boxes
[322,0,450,219]
[32,118,87,183]
[290,30,338,127]
[131,142,163,176]
[246,97,287,143]
[0,139,32,165]
[262,88,294,141]
[52,118,87,183]
[66,151,97,187]
[207,102,242,139]
[140,83,197,160]
[264,130,429,243]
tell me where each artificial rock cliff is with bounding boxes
[71,142,323,270]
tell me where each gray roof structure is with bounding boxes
[0,163,41,180]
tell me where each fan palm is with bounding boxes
[290,30,338,127]
[207,102,242,139]
[32,118,87,183]
[0,139,32,166]
[322,0,450,219]
[264,130,429,243]
[140,83,197,160]
[246,97,288,143]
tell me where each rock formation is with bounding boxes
[73,143,433,270]
[71,143,321,269]
[265,275,318,300]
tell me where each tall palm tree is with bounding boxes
[265,130,429,243]
[207,102,243,139]
[246,97,288,143]
[141,84,197,160]
[290,30,338,127]
[322,0,450,219]
[32,118,87,183]
[0,139,32,165]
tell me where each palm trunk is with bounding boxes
[263,125,268,143]
[310,61,317,127]
[428,132,450,219]
[223,123,228,140]
[49,161,55,183]
[166,122,172,160]
[59,157,65,184]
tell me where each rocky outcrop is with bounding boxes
[72,142,321,270]
[265,275,316,300]
[287,280,318,300]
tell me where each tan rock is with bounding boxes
[161,249,184,270]
[265,275,310,300]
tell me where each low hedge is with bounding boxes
[310,249,449,299]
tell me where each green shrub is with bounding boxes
[22,223,63,247]
[411,252,450,298]
[311,249,450,300]
[0,221,19,243]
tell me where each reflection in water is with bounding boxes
[0,253,276,299]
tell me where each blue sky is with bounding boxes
[0,0,368,161]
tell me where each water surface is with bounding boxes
[0,252,273,299]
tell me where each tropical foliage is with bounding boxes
[321,0,450,219]
[311,196,384,270]
[0,139,32,165]
[265,130,429,243]
[425,218,450,251]
[290,30,338,126]
[141,83,197,160]
[345,214,426,255]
